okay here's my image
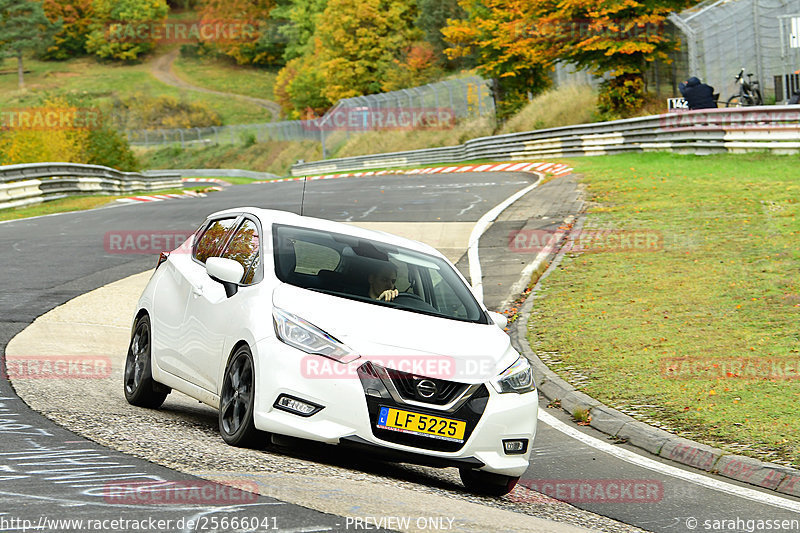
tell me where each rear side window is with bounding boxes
[194,218,237,263]
[221,219,261,284]
[294,241,340,275]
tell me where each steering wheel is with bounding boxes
[391,292,438,312]
[393,292,424,302]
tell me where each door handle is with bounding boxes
[191,284,204,296]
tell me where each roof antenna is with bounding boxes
[300,176,307,216]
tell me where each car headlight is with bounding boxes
[491,356,535,394]
[272,308,360,363]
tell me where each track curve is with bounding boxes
[3,173,798,533]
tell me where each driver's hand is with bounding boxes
[378,289,399,302]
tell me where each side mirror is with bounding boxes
[488,311,508,329]
[206,257,244,298]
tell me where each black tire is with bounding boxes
[124,314,170,408]
[726,95,742,108]
[459,468,520,496]
[219,345,262,447]
[753,89,763,106]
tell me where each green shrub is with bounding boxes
[85,125,139,171]
[112,92,223,130]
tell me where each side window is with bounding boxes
[195,218,238,263]
[294,241,340,275]
[430,270,468,319]
[220,219,261,284]
[393,261,411,293]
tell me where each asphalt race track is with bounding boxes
[1,172,798,532]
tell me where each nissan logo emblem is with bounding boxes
[416,379,437,399]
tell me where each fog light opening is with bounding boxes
[274,394,324,417]
[502,439,529,455]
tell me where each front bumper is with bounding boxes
[251,337,538,477]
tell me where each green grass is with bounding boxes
[138,134,518,178]
[172,56,278,102]
[529,152,800,467]
[500,85,598,134]
[184,176,266,185]
[333,117,496,159]
[138,140,323,177]
[0,56,272,125]
[137,116,502,177]
[0,187,203,221]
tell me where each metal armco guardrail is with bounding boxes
[143,168,280,180]
[291,106,800,176]
[0,163,182,210]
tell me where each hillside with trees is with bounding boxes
[1,0,695,168]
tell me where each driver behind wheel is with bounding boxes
[368,262,399,301]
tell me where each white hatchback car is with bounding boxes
[125,207,537,495]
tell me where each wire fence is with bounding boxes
[126,76,495,155]
[669,0,800,104]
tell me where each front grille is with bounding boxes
[357,361,489,452]
[362,385,490,452]
[384,367,466,405]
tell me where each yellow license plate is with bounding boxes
[377,406,466,442]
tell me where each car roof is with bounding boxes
[206,207,445,259]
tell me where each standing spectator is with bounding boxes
[679,77,718,109]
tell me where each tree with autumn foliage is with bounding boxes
[41,0,93,59]
[442,0,552,119]
[198,0,283,66]
[274,50,332,119]
[382,41,441,92]
[315,0,421,102]
[415,0,466,66]
[527,0,692,115]
[84,0,168,61]
[271,0,326,62]
[445,0,691,116]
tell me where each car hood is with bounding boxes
[273,284,517,382]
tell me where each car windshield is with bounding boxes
[273,224,487,323]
